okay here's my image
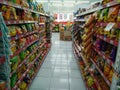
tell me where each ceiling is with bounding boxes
[36,0,102,15]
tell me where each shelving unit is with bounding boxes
[76,0,120,17]
[73,0,120,90]
[0,0,51,90]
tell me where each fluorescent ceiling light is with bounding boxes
[91,1,102,5]
[51,3,74,6]
[36,0,48,2]
[36,0,61,3]
[76,1,90,4]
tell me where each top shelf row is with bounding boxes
[76,0,120,17]
[0,0,49,17]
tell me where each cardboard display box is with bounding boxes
[63,30,72,41]
[60,30,72,41]
[60,29,64,40]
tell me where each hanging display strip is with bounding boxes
[76,0,120,17]
[0,0,48,16]
[90,58,111,87]
[94,34,118,47]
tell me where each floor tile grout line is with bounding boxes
[67,54,71,90]
[48,46,57,90]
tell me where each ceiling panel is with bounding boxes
[36,0,102,15]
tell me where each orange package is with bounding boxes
[108,6,120,22]
[85,15,95,27]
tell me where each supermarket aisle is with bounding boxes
[30,33,86,90]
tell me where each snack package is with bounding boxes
[18,38,26,48]
[25,24,32,32]
[99,8,109,22]
[10,7,18,20]
[107,69,114,82]
[16,26,23,35]
[10,73,17,88]
[10,41,17,54]
[21,25,28,33]
[21,0,29,8]
[19,51,26,60]
[104,63,111,77]
[117,9,120,22]
[10,56,20,71]
[8,26,17,37]
[108,6,120,22]
[1,6,11,20]
[85,15,95,27]
[116,29,120,40]
[18,81,27,90]
[87,76,94,87]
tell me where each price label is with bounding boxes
[14,85,17,89]
[105,23,115,31]
[110,40,114,44]
[15,36,18,40]
[3,1,7,4]
[19,21,22,23]
[18,80,20,84]
[103,55,105,59]
[8,21,10,24]
[23,74,25,77]
[14,21,16,24]
[104,37,106,41]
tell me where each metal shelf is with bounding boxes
[10,38,39,59]
[9,30,38,41]
[76,0,120,17]
[5,20,39,25]
[90,58,111,87]
[0,0,48,16]
[93,46,115,68]
[12,52,41,90]
[94,34,118,47]
[27,44,51,89]
[10,42,45,77]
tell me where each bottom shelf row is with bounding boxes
[73,44,111,90]
[11,43,51,90]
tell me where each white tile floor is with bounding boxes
[30,33,86,90]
